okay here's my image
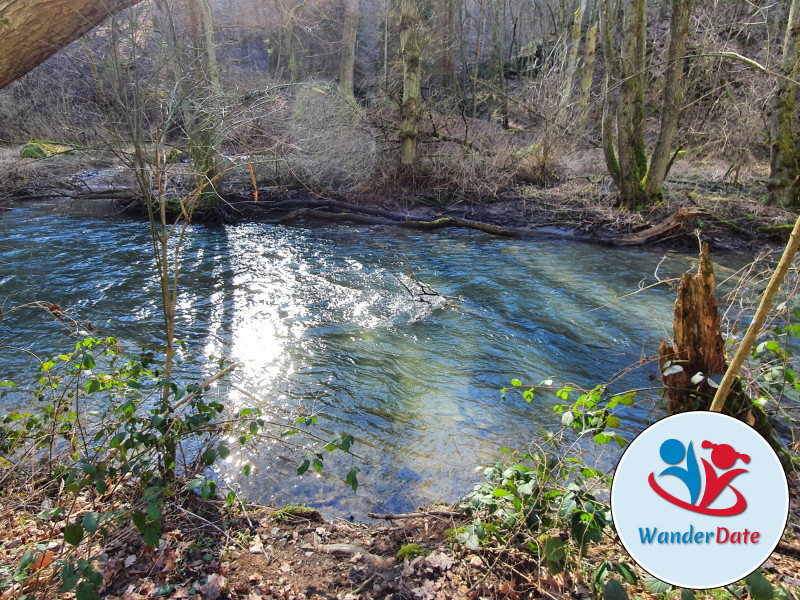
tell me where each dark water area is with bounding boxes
[0,200,754,519]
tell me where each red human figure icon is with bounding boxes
[698,441,750,512]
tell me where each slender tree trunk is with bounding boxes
[339,0,359,98]
[0,0,143,90]
[185,0,224,207]
[768,0,800,207]
[559,0,588,118]
[644,0,693,199]
[601,0,647,209]
[399,0,421,166]
[577,18,598,131]
[471,0,485,118]
[442,0,455,87]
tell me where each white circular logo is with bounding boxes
[611,412,789,589]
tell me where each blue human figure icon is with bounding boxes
[658,438,701,505]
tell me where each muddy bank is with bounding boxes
[2,147,797,252]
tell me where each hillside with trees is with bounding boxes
[2,0,800,244]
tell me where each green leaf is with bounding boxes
[745,572,775,600]
[146,502,162,521]
[61,563,80,592]
[603,579,629,600]
[64,523,84,546]
[217,444,230,460]
[346,467,360,492]
[680,590,696,600]
[644,576,672,594]
[76,581,100,600]
[155,585,176,597]
[615,563,637,585]
[511,379,523,387]
[464,532,480,550]
[606,415,620,428]
[594,433,612,444]
[493,488,511,498]
[297,459,310,476]
[82,512,100,534]
[143,523,161,548]
[543,536,566,574]
[131,511,146,532]
[202,447,217,466]
[561,412,575,427]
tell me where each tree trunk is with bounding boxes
[577,18,598,132]
[768,0,800,208]
[644,0,693,199]
[471,0,485,119]
[616,0,647,209]
[338,0,359,99]
[399,0,421,167]
[559,0,588,119]
[0,0,142,90]
[660,244,791,468]
[442,0,455,88]
[185,0,224,210]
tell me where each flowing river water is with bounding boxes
[0,200,753,519]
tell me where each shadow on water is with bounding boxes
[0,203,755,519]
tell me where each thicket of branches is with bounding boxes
[0,0,795,206]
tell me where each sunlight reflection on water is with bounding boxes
[0,203,756,518]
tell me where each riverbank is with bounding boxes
[1,145,797,252]
[2,465,800,600]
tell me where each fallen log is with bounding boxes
[267,207,570,240]
[612,210,705,246]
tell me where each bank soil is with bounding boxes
[1,468,799,600]
[0,146,797,252]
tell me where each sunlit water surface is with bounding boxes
[0,200,752,518]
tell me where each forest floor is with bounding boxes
[1,468,799,600]
[1,146,797,253]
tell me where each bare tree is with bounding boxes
[339,0,360,99]
[768,0,800,207]
[602,0,693,209]
[399,0,421,166]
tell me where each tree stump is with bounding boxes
[659,244,726,414]
[659,244,791,468]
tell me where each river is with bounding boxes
[0,200,752,519]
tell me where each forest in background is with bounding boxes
[2,0,800,214]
